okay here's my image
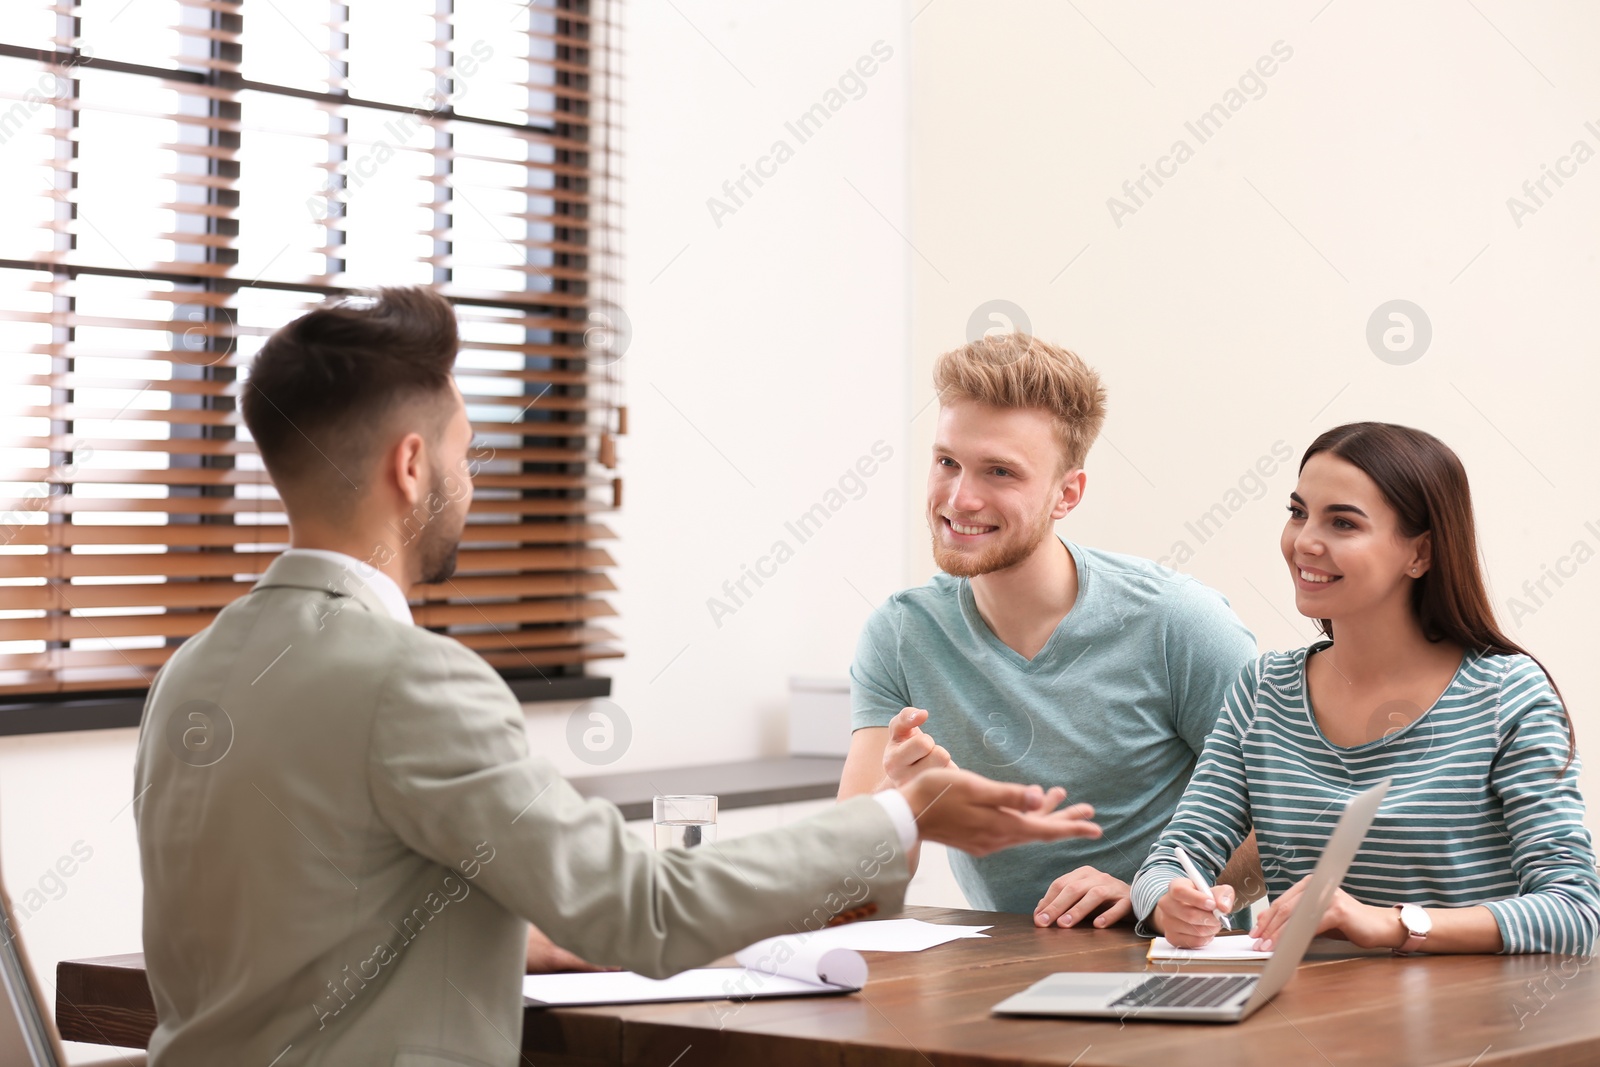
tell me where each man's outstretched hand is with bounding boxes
[897,767,1100,857]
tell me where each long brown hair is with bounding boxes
[1301,422,1576,772]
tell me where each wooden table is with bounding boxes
[57,906,1599,1065]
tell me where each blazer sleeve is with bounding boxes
[367,634,911,978]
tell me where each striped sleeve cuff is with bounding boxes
[1131,861,1185,926]
[1482,894,1600,956]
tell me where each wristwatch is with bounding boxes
[1393,903,1431,955]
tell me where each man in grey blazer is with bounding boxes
[133,287,1102,1067]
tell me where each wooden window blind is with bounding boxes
[0,0,624,722]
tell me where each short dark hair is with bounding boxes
[241,286,459,498]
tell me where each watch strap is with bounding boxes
[1392,904,1427,955]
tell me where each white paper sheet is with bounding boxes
[736,918,992,962]
[522,967,849,1008]
[523,919,994,1007]
[524,935,871,1007]
[1147,933,1273,961]
[730,939,868,989]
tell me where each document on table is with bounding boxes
[523,967,851,1008]
[524,919,992,1007]
[1147,934,1273,962]
[737,918,991,959]
[525,938,866,1007]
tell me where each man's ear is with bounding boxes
[392,431,428,506]
[1052,469,1087,521]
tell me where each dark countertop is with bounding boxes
[568,755,846,821]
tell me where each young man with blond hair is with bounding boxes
[839,332,1260,929]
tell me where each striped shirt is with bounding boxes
[1130,643,1600,955]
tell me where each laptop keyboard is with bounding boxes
[1109,974,1256,1010]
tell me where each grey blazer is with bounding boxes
[133,553,909,1066]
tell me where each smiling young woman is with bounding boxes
[1285,423,1574,770]
[1133,422,1598,957]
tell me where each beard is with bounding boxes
[417,469,466,585]
[929,500,1057,578]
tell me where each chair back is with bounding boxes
[0,850,67,1067]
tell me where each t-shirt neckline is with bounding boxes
[1298,639,1475,754]
[957,536,1086,674]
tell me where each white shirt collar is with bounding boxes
[280,548,414,626]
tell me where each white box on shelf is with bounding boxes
[787,675,852,757]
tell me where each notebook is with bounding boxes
[1146,934,1273,962]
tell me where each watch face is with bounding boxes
[1401,904,1433,935]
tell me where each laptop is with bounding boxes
[992,777,1391,1023]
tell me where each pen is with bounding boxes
[1173,845,1230,929]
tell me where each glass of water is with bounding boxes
[653,794,718,850]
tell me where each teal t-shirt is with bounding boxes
[849,538,1257,916]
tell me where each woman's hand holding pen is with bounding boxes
[1151,878,1237,948]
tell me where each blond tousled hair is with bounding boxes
[932,331,1107,472]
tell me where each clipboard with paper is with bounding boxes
[522,937,865,1008]
[522,918,991,1008]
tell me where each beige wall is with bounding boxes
[906,1,1600,825]
[590,0,911,770]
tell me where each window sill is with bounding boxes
[0,674,611,736]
